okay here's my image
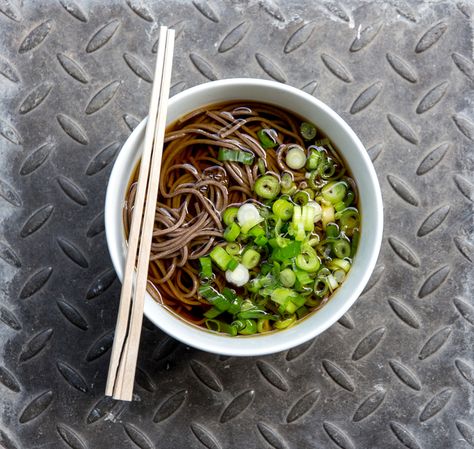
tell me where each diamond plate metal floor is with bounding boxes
[0,1,473,448]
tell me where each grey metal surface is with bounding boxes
[0,0,473,448]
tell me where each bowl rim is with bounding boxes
[105,78,383,356]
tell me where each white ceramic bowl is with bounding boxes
[105,78,383,356]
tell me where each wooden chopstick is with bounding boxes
[105,26,175,401]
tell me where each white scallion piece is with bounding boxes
[286,145,306,170]
[237,203,263,233]
[307,200,323,222]
[225,264,250,287]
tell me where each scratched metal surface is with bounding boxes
[0,0,473,448]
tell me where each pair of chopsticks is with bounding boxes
[106,26,175,401]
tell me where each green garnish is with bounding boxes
[300,122,317,140]
[254,174,281,199]
[210,246,232,271]
[257,128,278,149]
[222,206,239,226]
[241,248,261,269]
[218,148,255,165]
[223,222,241,242]
[286,145,306,170]
[199,257,213,279]
[272,198,294,221]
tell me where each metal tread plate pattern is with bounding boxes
[0,1,473,448]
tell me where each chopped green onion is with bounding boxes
[257,318,272,333]
[218,147,254,165]
[274,315,296,329]
[333,269,345,283]
[336,208,360,234]
[314,277,329,297]
[222,287,237,301]
[225,263,249,287]
[225,242,241,255]
[280,172,293,190]
[206,319,237,336]
[210,246,232,271]
[307,200,322,223]
[204,307,223,319]
[305,296,320,307]
[258,158,266,175]
[233,319,258,335]
[238,310,275,320]
[261,263,273,275]
[314,138,330,146]
[280,268,296,287]
[223,222,241,242]
[254,175,281,200]
[328,258,351,273]
[344,190,355,208]
[293,190,310,206]
[249,225,265,238]
[301,205,315,232]
[308,236,320,247]
[272,240,301,261]
[228,297,243,315]
[308,170,324,190]
[334,200,346,212]
[333,239,351,259]
[291,205,306,241]
[296,244,320,272]
[319,159,336,178]
[227,257,239,271]
[327,274,338,291]
[237,203,264,233]
[296,305,309,319]
[286,145,306,170]
[295,269,313,286]
[306,150,322,170]
[257,128,278,149]
[303,188,315,200]
[199,285,230,311]
[255,235,268,246]
[272,198,294,221]
[322,181,347,204]
[326,223,340,238]
[321,203,335,229]
[300,122,317,140]
[242,248,261,269]
[271,287,297,305]
[199,257,213,279]
[291,294,306,308]
[222,207,239,226]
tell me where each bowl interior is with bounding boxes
[105,78,383,356]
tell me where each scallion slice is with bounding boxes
[241,248,261,269]
[222,206,239,226]
[254,175,281,200]
[332,239,351,259]
[223,222,241,242]
[257,128,278,149]
[218,147,254,165]
[210,246,232,271]
[272,240,301,261]
[286,145,306,170]
[272,198,294,221]
[300,122,317,140]
[199,257,213,279]
[322,181,347,204]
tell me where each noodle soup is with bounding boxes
[124,102,360,336]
